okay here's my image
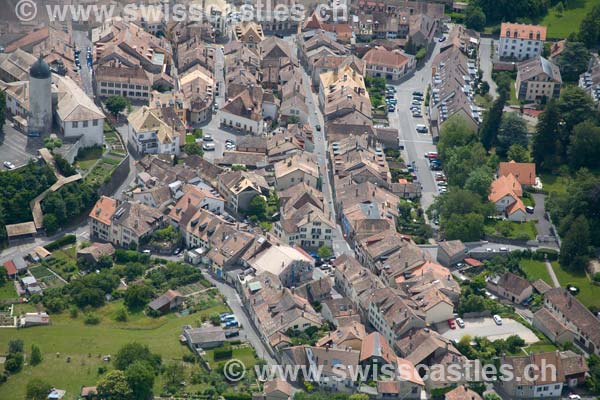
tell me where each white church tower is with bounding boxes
[28,57,53,136]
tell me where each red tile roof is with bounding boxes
[3,260,17,276]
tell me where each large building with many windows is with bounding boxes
[498,22,546,61]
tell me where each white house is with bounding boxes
[498,22,546,61]
[54,75,105,147]
[128,106,180,156]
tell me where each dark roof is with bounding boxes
[30,57,51,79]
[497,272,532,296]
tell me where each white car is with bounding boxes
[455,317,465,328]
[493,314,502,325]
[203,143,216,151]
[3,161,16,170]
[568,394,581,400]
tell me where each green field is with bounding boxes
[0,302,229,399]
[540,173,570,195]
[520,259,552,284]
[0,281,17,299]
[551,261,600,309]
[540,0,596,39]
[484,219,538,240]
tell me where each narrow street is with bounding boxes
[296,47,354,257]
[202,272,277,365]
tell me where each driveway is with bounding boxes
[531,193,558,247]
[479,38,498,99]
[438,317,538,344]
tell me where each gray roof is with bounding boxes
[184,325,226,344]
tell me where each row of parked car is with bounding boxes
[411,91,424,118]
[386,86,397,112]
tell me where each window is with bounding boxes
[83,120,88,128]
[72,121,78,128]
[93,119,98,126]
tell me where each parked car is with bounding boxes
[447,319,456,329]
[202,143,216,151]
[411,99,422,105]
[173,248,182,255]
[493,314,503,325]
[225,139,235,145]
[412,91,423,96]
[526,206,534,214]
[499,247,508,252]
[221,314,236,322]
[416,125,428,133]
[3,161,16,169]
[455,317,465,328]
[225,330,240,338]
[203,134,213,141]
[439,36,447,42]
[388,106,396,112]
[225,320,239,328]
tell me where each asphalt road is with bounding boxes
[479,38,498,99]
[0,124,41,168]
[388,41,443,215]
[200,45,240,162]
[72,29,94,97]
[202,271,277,365]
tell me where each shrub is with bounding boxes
[213,347,233,361]
[593,272,600,283]
[45,235,77,251]
[84,313,101,325]
[533,248,559,261]
[182,354,196,363]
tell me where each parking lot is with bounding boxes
[0,124,42,169]
[437,316,538,344]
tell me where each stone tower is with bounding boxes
[28,57,53,135]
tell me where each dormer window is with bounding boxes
[513,31,518,38]
[536,32,540,40]
[506,30,511,37]
[529,32,533,39]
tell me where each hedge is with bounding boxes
[44,235,77,251]
[223,393,252,400]
[213,347,233,361]
[533,248,559,261]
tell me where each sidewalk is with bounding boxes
[545,261,560,288]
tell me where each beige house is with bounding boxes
[363,47,415,81]
[516,56,562,102]
[273,153,319,191]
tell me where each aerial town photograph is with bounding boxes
[0,0,600,399]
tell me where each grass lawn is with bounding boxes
[0,302,229,399]
[484,219,537,240]
[205,346,258,369]
[0,281,17,299]
[540,0,596,39]
[520,259,552,284]
[525,342,558,354]
[540,173,569,195]
[551,261,600,309]
[509,78,520,106]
